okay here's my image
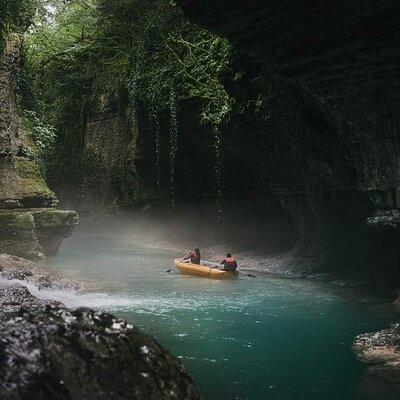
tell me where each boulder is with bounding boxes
[353,323,400,386]
[0,255,202,399]
[0,306,202,400]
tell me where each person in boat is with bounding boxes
[220,253,238,272]
[182,248,201,265]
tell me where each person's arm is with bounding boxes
[233,260,238,269]
[182,252,191,260]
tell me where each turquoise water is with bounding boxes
[41,234,398,400]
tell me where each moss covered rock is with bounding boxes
[0,211,44,259]
[0,209,79,259]
[32,209,79,255]
[0,157,57,208]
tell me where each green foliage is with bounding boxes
[0,0,37,52]
[21,110,56,155]
[21,0,234,199]
[24,0,232,122]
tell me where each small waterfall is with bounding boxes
[169,86,178,210]
[150,103,162,190]
[213,124,223,222]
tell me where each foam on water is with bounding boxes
[0,275,245,314]
[0,276,149,310]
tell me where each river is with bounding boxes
[38,232,398,400]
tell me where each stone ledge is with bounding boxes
[0,209,79,259]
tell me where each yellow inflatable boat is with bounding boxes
[174,259,236,279]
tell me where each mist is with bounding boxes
[70,195,298,261]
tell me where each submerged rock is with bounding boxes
[0,306,202,400]
[353,324,400,386]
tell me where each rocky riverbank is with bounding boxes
[0,254,202,400]
[353,323,400,389]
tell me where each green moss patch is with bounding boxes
[0,157,56,202]
[0,211,44,259]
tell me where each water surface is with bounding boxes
[40,234,398,400]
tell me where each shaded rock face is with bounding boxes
[176,0,400,282]
[354,324,400,387]
[0,34,20,158]
[80,110,139,209]
[0,35,79,259]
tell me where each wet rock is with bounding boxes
[0,253,52,287]
[353,324,400,386]
[367,209,400,231]
[0,255,202,398]
[0,284,61,313]
[0,307,202,400]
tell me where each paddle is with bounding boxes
[238,265,256,278]
[166,256,185,273]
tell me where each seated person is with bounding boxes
[182,248,201,265]
[220,253,238,271]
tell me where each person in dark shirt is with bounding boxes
[183,248,201,265]
[220,253,238,271]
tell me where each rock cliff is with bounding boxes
[0,35,79,259]
[177,0,400,388]
[175,0,400,281]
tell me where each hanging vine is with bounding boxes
[213,124,223,222]
[169,85,178,210]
